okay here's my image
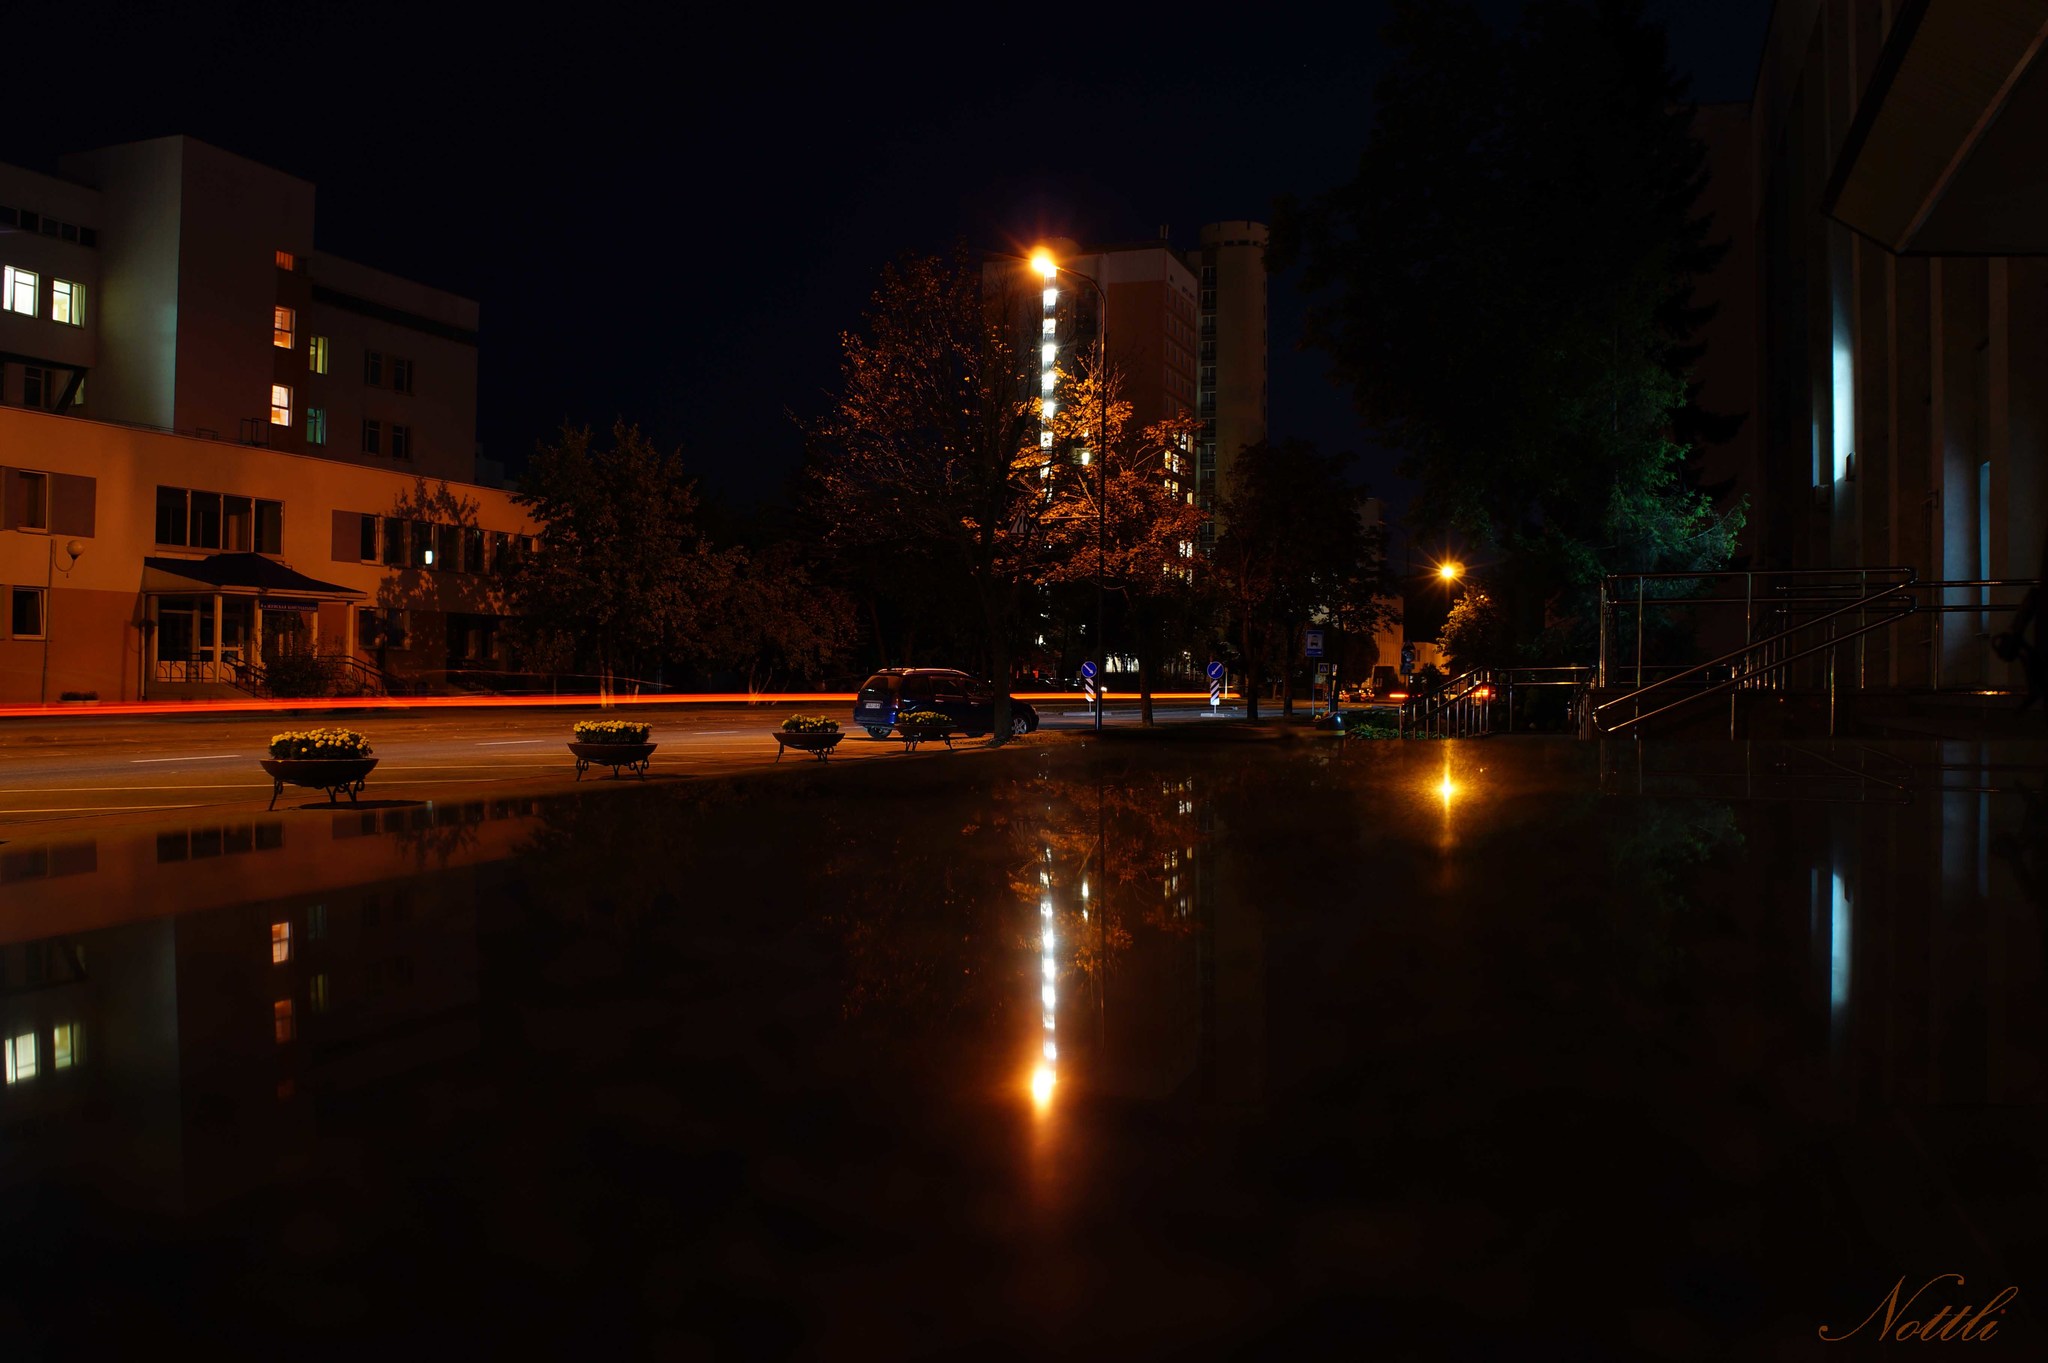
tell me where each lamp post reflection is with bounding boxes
[1033,843,1059,1114]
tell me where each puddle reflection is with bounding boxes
[0,741,2043,1350]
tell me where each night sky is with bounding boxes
[7,1,1771,524]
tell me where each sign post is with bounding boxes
[1207,660,1224,710]
[1080,660,1099,727]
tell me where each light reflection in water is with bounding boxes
[1033,845,1058,1114]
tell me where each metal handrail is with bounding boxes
[1595,582,1914,722]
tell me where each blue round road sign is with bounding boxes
[1080,660,1098,679]
[1206,660,1225,680]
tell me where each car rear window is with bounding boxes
[858,675,901,697]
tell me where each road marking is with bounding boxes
[0,803,208,814]
[477,740,544,745]
[129,754,239,763]
[0,783,271,794]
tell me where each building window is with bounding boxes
[275,249,296,271]
[306,407,327,446]
[23,365,52,409]
[359,514,378,562]
[435,523,458,572]
[155,485,188,545]
[309,335,329,374]
[273,306,295,350]
[391,357,414,394]
[462,526,485,573]
[4,1032,35,1083]
[10,587,45,639]
[3,266,37,315]
[310,975,328,1012]
[381,516,405,566]
[362,418,382,456]
[273,999,294,1044]
[52,1023,77,1070]
[269,384,291,426]
[17,470,48,529]
[271,921,291,964]
[359,606,408,649]
[390,424,412,461]
[51,278,83,326]
[410,521,432,568]
[255,499,283,554]
[364,350,383,386]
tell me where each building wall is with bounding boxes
[0,405,533,702]
[53,139,182,432]
[1748,0,2048,689]
[0,163,101,410]
[1189,222,1269,549]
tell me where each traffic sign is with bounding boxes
[1304,630,1324,658]
[1206,660,1225,681]
[1080,660,1097,679]
[1315,662,1330,679]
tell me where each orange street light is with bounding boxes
[1438,561,1463,582]
[1031,251,1057,280]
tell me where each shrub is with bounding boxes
[265,652,338,699]
[781,714,841,733]
[898,709,955,731]
[573,719,652,745]
[59,690,98,701]
[270,728,373,760]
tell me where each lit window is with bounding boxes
[269,384,291,426]
[274,999,294,1043]
[51,278,84,325]
[1041,371,1055,392]
[1042,287,1058,309]
[1041,343,1056,365]
[309,335,329,374]
[52,1024,77,1069]
[1041,318,1056,337]
[1042,399,1056,419]
[273,306,295,349]
[3,266,38,315]
[4,1031,35,1083]
[271,921,291,964]
[306,407,327,445]
[275,249,296,271]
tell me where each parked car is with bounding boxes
[853,668,1041,738]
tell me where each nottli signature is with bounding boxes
[1819,1274,2019,1342]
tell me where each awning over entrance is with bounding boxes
[142,553,364,600]
[1824,0,2048,255]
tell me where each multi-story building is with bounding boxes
[1708,0,2048,690]
[0,136,528,703]
[1185,222,1269,552]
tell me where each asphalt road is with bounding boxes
[0,700,1246,831]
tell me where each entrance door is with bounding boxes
[262,609,309,665]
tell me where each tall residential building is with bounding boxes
[0,136,526,703]
[1185,221,1269,551]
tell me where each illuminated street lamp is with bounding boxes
[1438,561,1462,582]
[1031,246,1110,733]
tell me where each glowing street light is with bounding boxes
[1438,561,1462,582]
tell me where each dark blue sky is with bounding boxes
[4,1,1773,522]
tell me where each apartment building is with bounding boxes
[0,137,527,703]
[1185,222,1269,551]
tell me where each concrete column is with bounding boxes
[210,592,224,679]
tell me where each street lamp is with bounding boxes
[1438,561,1462,582]
[40,537,84,703]
[1032,247,1110,732]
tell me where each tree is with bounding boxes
[806,248,1045,738]
[1037,358,1209,724]
[704,542,858,693]
[1273,0,1744,662]
[1211,440,1391,719]
[508,422,736,688]
[1440,588,1511,672]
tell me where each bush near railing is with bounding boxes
[264,652,339,698]
[270,728,373,760]
[781,715,841,733]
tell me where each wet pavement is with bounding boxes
[1,734,2044,1357]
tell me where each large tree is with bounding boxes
[1273,0,1743,661]
[1212,440,1391,719]
[508,422,736,688]
[806,248,1045,738]
[1038,359,1208,724]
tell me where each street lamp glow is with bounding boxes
[1031,251,1057,280]
[1437,561,1461,581]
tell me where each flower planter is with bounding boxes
[261,757,378,810]
[774,731,844,762]
[894,723,957,751]
[568,740,657,780]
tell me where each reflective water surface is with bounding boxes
[2,737,2045,1356]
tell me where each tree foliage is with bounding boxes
[509,422,738,683]
[1273,0,1743,660]
[1211,440,1391,718]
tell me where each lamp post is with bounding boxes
[1031,249,1109,732]
[40,537,84,703]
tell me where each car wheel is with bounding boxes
[1011,714,1032,736]
[864,726,893,740]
